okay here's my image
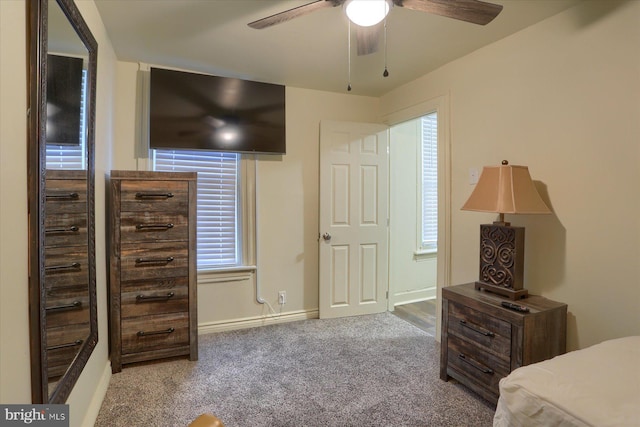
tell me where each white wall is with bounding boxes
[380,0,640,350]
[0,1,116,426]
[389,119,437,306]
[0,0,31,404]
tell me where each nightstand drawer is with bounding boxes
[448,301,511,357]
[447,334,510,395]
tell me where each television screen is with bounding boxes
[150,68,286,155]
[46,54,83,146]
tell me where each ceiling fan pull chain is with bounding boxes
[383,17,389,78]
[347,19,352,91]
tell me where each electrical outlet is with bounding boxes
[278,291,286,305]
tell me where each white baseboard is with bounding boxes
[80,362,111,427]
[392,287,436,308]
[198,309,320,334]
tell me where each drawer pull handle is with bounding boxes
[136,292,175,302]
[135,223,174,230]
[45,262,81,271]
[137,327,175,337]
[46,192,79,200]
[46,300,82,311]
[458,353,494,374]
[460,319,495,337]
[45,225,80,233]
[135,256,174,265]
[47,339,83,351]
[135,192,174,199]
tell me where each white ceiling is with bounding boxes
[94,0,582,97]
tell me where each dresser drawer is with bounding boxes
[447,334,509,396]
[47,322,90,378]
[44,212,87,247]
[120,211,188,243]
[44,246,89,289]
[448,301,511,357]
[120,241,189,282]
[45,285,90,328]
[121,277,189,318]
[121,312,189,354]
[120,180,189,213]
[45,178,87,215]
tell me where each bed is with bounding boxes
[493,336,640,427]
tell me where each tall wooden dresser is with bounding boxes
[108,170,198,373]
[440,283,567,404]
[44,170,91,380]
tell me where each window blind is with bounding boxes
[421,113,438,250]
[152,149,240,269]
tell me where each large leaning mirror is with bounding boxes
[28,0,98,403]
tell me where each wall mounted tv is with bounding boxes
[46,54,83,146]
[150,68,286,155]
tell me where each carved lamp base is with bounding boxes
[476,223,528,300]
[475,281,528,300]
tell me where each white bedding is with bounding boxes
[493,336,640,427]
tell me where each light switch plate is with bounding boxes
[469,168,479,185]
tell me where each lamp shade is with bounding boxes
[462,162,551,214]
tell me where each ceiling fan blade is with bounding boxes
[248,0,344,29]
[356,24,382,56]
[393,0,503,25]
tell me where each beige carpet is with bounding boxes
[95,312,495,426]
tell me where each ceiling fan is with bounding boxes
[248,0,504,56]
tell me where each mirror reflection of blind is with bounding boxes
[421,112,438,250]
[46,69,87,169]
[152,149,240,269]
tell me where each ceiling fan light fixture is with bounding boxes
[345,0,390,27]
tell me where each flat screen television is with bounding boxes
[46,54,83,146]
[149,68,286,155]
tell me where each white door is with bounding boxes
[319,120,389,319]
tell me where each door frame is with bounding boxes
[381,94,451,342]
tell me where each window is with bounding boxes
[420,112,437,252]
[152,149,241,270]
[45,69,87,170]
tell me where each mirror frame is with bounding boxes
[28,0,98,404]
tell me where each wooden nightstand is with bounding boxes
[440,283,567,404]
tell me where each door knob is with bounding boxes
[322,233,331,241]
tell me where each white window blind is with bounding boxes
[45,70,87,170]
[152,149,240,269]
[421,112,438,250]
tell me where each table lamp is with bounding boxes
[461,160,551,299]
